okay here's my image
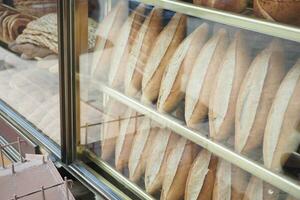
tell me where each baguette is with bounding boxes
[243,176,279,200]
[209,31,250,141]
[185,149,218,200]
[115,108,139,171]
[212,159,231,200]
[185,29,229,129]
[157,23,209,113]
[108,4,146,90]
[92,1,128,79]
[235,39,286,154]
[128,118,158,182]
[101,100,127,161]
[145,129,179,194]
[161,138,198,200]
[263,59,300,171]
[231,166,250,200]
[141,13,186,103]
[124,8,163,97]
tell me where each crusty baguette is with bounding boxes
[263,59,300,171]
[144,129,179,194]
[209,31,250,141]
[212,159,231,200]
[115,108,139,171]
[128,117,158,182]
[243,176,279,200]
[161,138,198,200]
[108,4,146,90]
[185,29,229,129]
[141,13,186,103]
[92,1,128,79]
[101,100,127,161]
[124,8,163,97]
[231,166,250,200]
[185,149,218,200]
[235,39,286,154]
[157,23,209,113]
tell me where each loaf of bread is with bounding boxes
[92,1,128,80]
[209,31,251,141]
[161,138,198,200]
[128,118,158,182]
[193,0,247,13]
[253,0,300,26]
[101,100,127,161]
[212,159,231,200]
[243,176,279,200]
[115,108,139,171]
[185,149,218,200]
[14,0,57,17]
[108,4,146,90]
[124,8,163,97]
[157,23,209,113]
[231,166,250,200]
[185,29,229,129]
[141,13,186,103]
[145,129,179,194]
[263,59,300,171]
[235,40,286,154]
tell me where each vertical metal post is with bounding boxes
[17,137,23,163]
[41,186,46,200]
[0,147,4,168]
[64,177,69,200]
[11,163,15,174]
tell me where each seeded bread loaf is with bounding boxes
[124,8,163,97]
[185,149,218,200]
[145,129,179,194]
[108,4,146,90]
[115,108,139,171]
[128,118,158,182]
[157,23,209,113]
[161,138,198,200]
[92,1,128,79]
[209,31,250,141]
[185,29,229,129]
[141,13,186,103]
[263,59,300,171]
[235,40,286,154]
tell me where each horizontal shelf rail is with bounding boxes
[139,0,300,43]
[98,83,300,199]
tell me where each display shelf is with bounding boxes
[97,83,300,199]
[138,0,300,43]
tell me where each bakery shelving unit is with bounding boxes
[77,0,300,199]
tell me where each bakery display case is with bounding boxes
[76,0,300,199]
[0,0,299,199]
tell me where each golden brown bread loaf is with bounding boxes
[243,176,279,200]
[209,31,251,142]
[185,149,218,200]
[124,8,163,97]
[115,109,139,171]
[144,129,179,194]
[253,0,300,26]
[141,13,186,104]
[101,100,127,161]
[109,4,146,90]
[185,29,229,129]
[92,1,128,80]
[212,159,231,200]
[157,23,209,113]
[235,39,286,155]
[128,118,158,182]
[193,0,247,13]
[161,138,198,200]
[263,59,300,171]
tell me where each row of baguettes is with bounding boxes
[94,2,300,173]
[100,109,297,200]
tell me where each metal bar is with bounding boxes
[0,140,24,148]
[17,137,23,163]
[98,83,300,198]
[41,186,45,200]
[139,0,300,43]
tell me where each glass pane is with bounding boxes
[78,0,300,199]
[0,1,61,145]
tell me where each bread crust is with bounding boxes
[212,159,231,200]
[193,0,247,13]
